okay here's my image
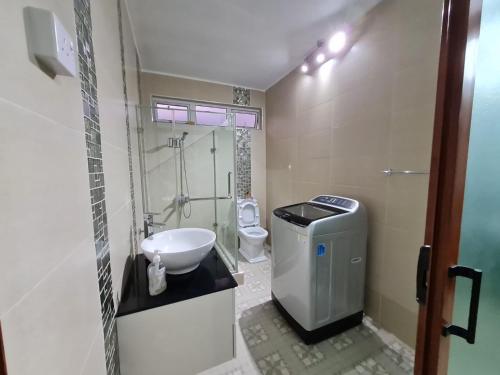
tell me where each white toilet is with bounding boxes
[237,198,268,263]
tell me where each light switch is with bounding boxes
[24,7,77,77]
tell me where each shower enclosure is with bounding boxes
[136,104,239,272]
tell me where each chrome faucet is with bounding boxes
[140,213,165,238]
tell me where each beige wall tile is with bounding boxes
[296,100,332,133]
[101,144,133,217]
[365,288,382,324]
[0,0,140,373]
[365,221,386,293]
[107,201,135,305]
[141,73,233,105]
[0,0,83,132]
[0,100,93,316]
[380,294,418,347]
[92,0,143,313]
[81,327,107,375]
[2,238,102,375]
[385,176,429,232]
[96,75,130,150]
[380,226,423,314]
[388,106,435,171]
[266,0,443,346]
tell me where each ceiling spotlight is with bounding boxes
[328,31,347,53]
[315,53,326,64]
[300,63,309,73]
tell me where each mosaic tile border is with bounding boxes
[233,87,251,106]
[233,87,252,198]
[73,0,119,374]
[117,0,138,256]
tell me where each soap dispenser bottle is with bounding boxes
[148,250,167,296]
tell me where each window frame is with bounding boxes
[151,96,262,130]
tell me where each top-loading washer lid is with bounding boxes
[273,202,346,227]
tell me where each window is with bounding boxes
[235,111,258,128]
[155,103,189,123]
[152,97,262,129]
[195,105,227,126]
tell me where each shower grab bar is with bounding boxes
[189,171,233,201]
[188,195,232,202]
[382,168,429,176]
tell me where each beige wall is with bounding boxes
[93,0,143,307]
[266,0,442,346]
[0,0,140,373]
[140,72,268,228]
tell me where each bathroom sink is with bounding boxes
[141,228,216,274]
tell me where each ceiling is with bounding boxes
[126,0,379,91]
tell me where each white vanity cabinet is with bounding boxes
[116,251,237,375]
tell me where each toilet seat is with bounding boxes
[238,199,260,228]
[238,226,268,238]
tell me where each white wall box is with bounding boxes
[24,7,77,77]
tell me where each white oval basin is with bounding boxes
[141,228,216,274]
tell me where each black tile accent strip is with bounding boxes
[73,0,119,373]
[233,87,252,198]
[117,0,138,256]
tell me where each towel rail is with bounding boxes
[382,168,429,176]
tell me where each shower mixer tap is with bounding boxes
[176,194,190,205]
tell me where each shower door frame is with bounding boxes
[414,0,483,373]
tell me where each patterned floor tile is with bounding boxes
[242,323,269,347]
[246,280,266,293]
[257,352,290,375]
[224,366,245,375]
[329,333,354,351]
[340,357,390,375]
[272,316,292,335]
[292,342,325,368]
[201,252,415,375]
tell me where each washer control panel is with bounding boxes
[311,195,357,211]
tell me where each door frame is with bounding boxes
[0,322,7,375]
[414,0,483,373]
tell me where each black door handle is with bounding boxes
[416,245,431,304]
[442,265,483,344]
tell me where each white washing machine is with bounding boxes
[271,195,367,344]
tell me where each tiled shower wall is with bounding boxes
[233,87,252,198]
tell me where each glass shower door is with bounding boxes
[138,105,178,229]
[448,0,500,372]
[173,125,216,231]
[213,126,238,272]
[171,124,238,272]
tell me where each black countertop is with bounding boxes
[116,249,237,317]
